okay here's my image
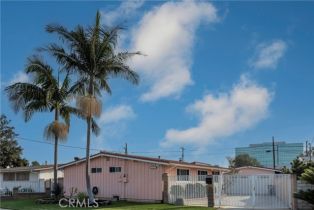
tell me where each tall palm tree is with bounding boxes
[45,11,140,202]
[5,56,86,197]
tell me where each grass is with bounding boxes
[0,199,216,210]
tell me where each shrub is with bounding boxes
[194,183,207,198]
[52,183,62,198]
[294,167,314,205]
[170,185,184,197]
[185,183,207,198]
[76,192,88,202]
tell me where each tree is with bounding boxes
[229,154,261,168]
[5,57,82,198]
[45,11,140,202]
[294,167,314,205]
[280,166,291,174]
[0,114,29,168]
[290,158,307,179]
[31,161,40,166]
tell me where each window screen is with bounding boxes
[177,169,189,181]
[3,173,15,181]
[109,167,121,173]
[91,168,102,173]
[16,172,29,181]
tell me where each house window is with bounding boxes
[91,168,102,173]
[177,169,189,181]
[3,173,15,181]
[212,171,220,175]
[16,172,29,181]
[198,170,208,181]
[109,167,121,173]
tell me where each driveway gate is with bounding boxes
[213,174,292,209]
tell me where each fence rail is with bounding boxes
[0,180,45,193]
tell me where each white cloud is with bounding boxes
[161,75,273,147]
[130,1,219,102]
[250,40,287,69]
[6,71,30,85]
[93,105,136,151]
[99,105,136,125]
[101,0,145,26]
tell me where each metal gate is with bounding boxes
[168,175,208,206]
[213,174,292,209]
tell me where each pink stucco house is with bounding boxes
[60,151,228,202]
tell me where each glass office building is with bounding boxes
[235,142,304,168]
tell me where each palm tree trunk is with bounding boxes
[53,108,59,198]
[86,77,94,203]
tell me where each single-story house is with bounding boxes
[231,166,282,175]
[60,151,228,202]
[0,165,64,193]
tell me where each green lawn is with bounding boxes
[0,199,215,210]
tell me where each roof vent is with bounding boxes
[74,157,80,161]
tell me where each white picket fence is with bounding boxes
[0,180,45,193]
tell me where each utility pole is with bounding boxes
[272,136,276,169]
[124,143,128,155]
[309,143,312,162]
[180,147,184,162]
[306,141,308,156]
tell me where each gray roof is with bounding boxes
[0,165,62,173]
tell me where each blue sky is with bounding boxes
[1,1,314,167]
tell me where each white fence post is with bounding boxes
[251,175,256,207]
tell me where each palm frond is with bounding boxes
[91,117,100,136]
[5,82,46,114]
[60,105,85,126]
[44,121,68,141]
[76,96,102,118]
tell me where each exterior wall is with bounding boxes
[0,172,44,192]
[165,166,213,177]
[0,169,63,193]
[63,156,223,202]
[38,169,64,180]
[63,156,165,201]
[236,168,275,175]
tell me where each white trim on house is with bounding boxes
[59,152,229,172]
[59,153,169,169]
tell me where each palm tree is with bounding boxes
[5,56,84,197]
[45,11,140,202]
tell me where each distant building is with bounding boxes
[235,141,303,169]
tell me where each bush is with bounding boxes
[185,183,195,198]
[76,192,88,202]
[194,183,207,198]
[52,183,62,198]
[294,167,314,205]
[170,185,184,197]
[185,183,206,198]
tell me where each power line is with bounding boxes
[15,136,306,158]
[16,137,108,152]
[15,136,188,154]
